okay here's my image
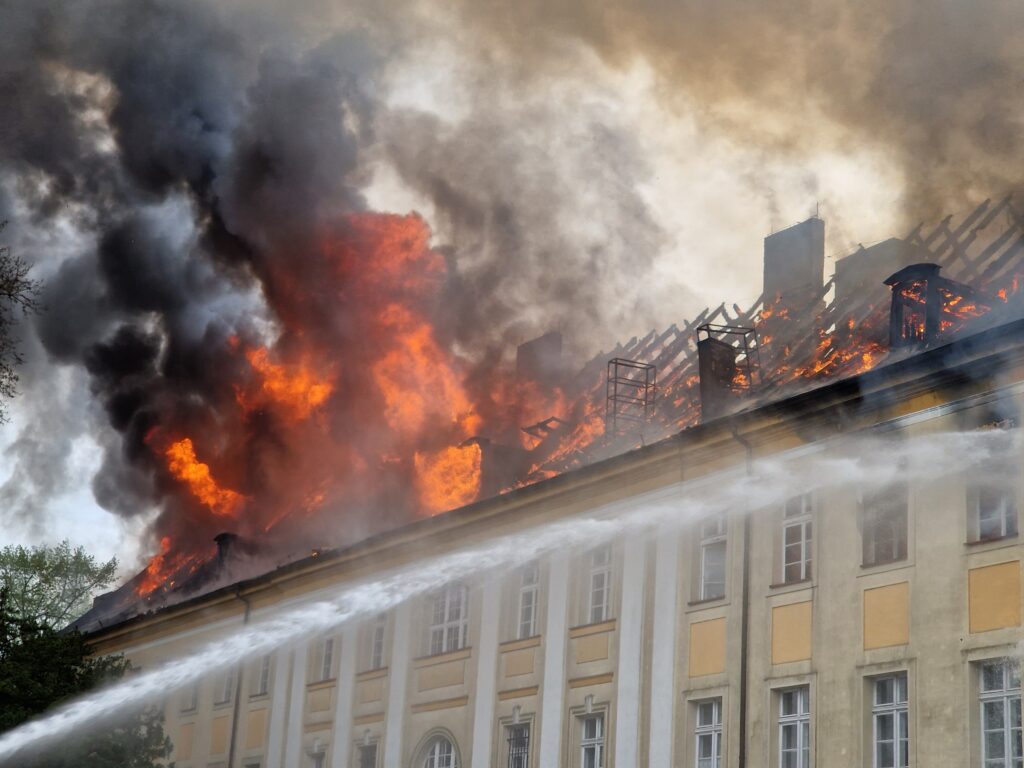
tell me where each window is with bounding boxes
[580,715,604,768]
[969,483,1018,542]
[420,736,457,768]
[695,698,723,768]
[777,687,810,768]
[358,744,378,768]
[370,614,387,670]
[980,660,1022,767]
[519,563,540,639]
[507,723,530,768]
[253,654,271,697]
[430,584,468,655]
[312,637,334,682]
[309,752,325,768]
[700,515,727,600]
[181,683,198,713]
[588,547,611,624]
[862,483,908,567]
[782,494,813,583]
[872,674,909,768]
[214,669,235,705]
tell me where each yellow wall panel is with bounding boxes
[176,722,194,761]
[244,708,267,750]
[503,648,535,677]
[969,561,1022,633]
[417,660,465,691]
[358,676,385,703]
[689,618,727,677]
[863,582,910,649]
[308,686,332,712]
[575,633,610,664]
[210,715,229,755]
[772,601,813,664]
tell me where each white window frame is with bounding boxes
[518,562,540,639]
[312,637,334,683]
[181,682,198,713]
[588,547,612,624]
[980,659,1022,768]
[777,686,811,768]
[507,722,530,768]
[968,481,1018,542]
[430,584,469,656]
[421,736,457,768]
[370,614,387,670]
[695,698,723,768]
[580,714,604,768]
[699,514,727,600]
[253,654,271,697]
[782,494,813,583]
[214,668,235,705]
[872,674,909,768]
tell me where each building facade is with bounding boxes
[88,321,1024,768]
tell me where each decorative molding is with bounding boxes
[498,686,539,701]
[356,668,388,682]
[410,696,469,714]
[568,619,617,639]
[412,647,473,668]
[568,673,614,689]
[499,636,542,652]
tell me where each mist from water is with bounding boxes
[0,425,1016,763]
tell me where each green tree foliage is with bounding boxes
[0,540,118,628]
[0,591,173,767]
[0,221,40,422]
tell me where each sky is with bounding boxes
[1,0,1016,580]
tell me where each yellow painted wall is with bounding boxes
[863,582,910,650]
[574,633,610,664]
[358,677,385,703]
[309,686,332,712]
[503,648,535,677]
[210,715,230,755]
[689,618,727,677]
[417,659,465,691]
[771,601,813,664]
[245,708,267,750]
[969,561,1022,633]
[176,722,194,761]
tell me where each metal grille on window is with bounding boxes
[430,585,468,655]
[589,547,611,624]
[359,744,377,768]
[519,563,540,639]
[980,660,1022,768]
[700,515,727,600]
[507,724,529,768]
[783,494,813,583]
[778,687,810,768]
[695,698,723,768]
[873,674,909,768]
[581,715,604,768]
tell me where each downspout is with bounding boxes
[729,421,754,768]
[227,587,252,768]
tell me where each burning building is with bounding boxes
[66,202,1024,768]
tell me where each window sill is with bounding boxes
[768,578,813,592]
[248,692,270,702]
[356,667,389,682]
[413,646,472,667]
[687,595,727,608]
[568,620,616,639]
[857,558,913,577]
[307,678,336,691]
[499,635,542,652]
[965,534,1019,549]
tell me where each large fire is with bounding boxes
[131,203,1024,602]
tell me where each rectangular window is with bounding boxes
[980,660,1022,767]
[589,547,612,624]
[253,654,271,697]
[872,674,909,768]
[862,483,908,567]
[507,723,530,768]
[359,744,378,768]
[430,584,469,655]
[580,715,604,768]
[695,698,723,768]
[969,483,1018,542]
[370,614,387,670]
[214,669,235,705]
[311,637,334,683]
[783,494,813,583]
[309,752,325,768]
[700,515,727,600]
[180,682,198,713]
[778,686,811,768]
[519,562,540,639]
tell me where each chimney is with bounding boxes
[214,532,239,563]
[763,217,825,307]
[696,323,760,421]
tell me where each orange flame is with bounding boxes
[240,346,334,420]
[414,443,483,515]
[165,438,245,517]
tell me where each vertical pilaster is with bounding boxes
[282,644,309,766]
[470,578,502,765]
[330,625,358,768]
[615,538,647,768]
[539,555,570,768]
[648,533,680,767]
[383,602,412,768]
[265,649,292,768]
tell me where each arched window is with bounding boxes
[419,735,457,768]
